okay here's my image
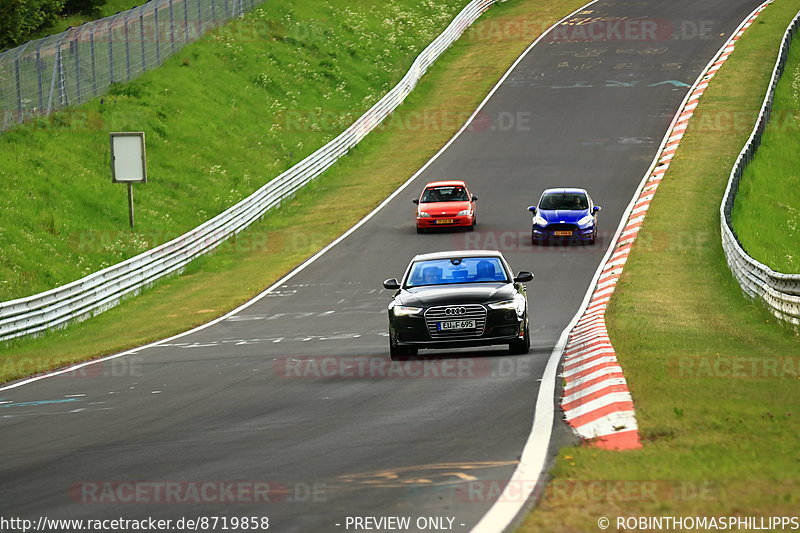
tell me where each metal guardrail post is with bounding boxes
[125,19,132,81]
[74,35,81,103]
[14,57,22,119]
[184,0,190,42]
[155,7,161,65]
[35,47,44,111]
[0,0,499,340]
[46,43,60,114]
[140,12,146,71]
[169,0,176,53]
[109,22,115,84]
[720,10,800,326]
[90,29,98,96]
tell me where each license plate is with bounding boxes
[435,219,454,224]
[437,320,476,331]
[554,230,573,236]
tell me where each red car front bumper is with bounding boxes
[416,215,474,229]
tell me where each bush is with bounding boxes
[63,0,105,15]
[0,0,67,49]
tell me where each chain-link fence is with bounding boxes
[0,0,498,341]
[0,0,260,132]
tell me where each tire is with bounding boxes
[416,227,425,234]
[390,334,419,360]
[467,221,475,232]
[509,323,530,355]
[582,228,596,245]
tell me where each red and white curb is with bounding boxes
[559,1,773,451]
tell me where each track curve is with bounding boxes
[0,1,764,531]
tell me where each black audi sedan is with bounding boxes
[382,250,533,358]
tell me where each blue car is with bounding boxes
[528,188,601,245]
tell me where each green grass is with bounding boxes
[521,2,800,531]
[0,0,588,382]
[0,0,467,301]
[731,31,800,273]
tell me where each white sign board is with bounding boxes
[110,132,147,183]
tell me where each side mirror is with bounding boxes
[412,199,419,205]
[593,205,601,213]
[472,195,478,201]
[383,278,401,290]
[528,206,537,213]
[514,271,534,283]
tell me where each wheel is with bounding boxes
[416,227,425,234]
[509,322,530,355]
[589,227,597,245]
[467,221,475,232]
[390,333,419,360]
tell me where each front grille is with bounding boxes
[431,213,456,218]
[424,304,487,339]
[545,223,578,231]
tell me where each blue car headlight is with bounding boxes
[577,214,594,227]
[532,214,548,227]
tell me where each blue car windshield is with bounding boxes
[405,257,508,288]
[540,192,588,210]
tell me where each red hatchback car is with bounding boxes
[413,181,477,233]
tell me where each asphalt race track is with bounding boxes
[0,1,765,531]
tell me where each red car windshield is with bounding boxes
[420,186,469,203]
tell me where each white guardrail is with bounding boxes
[721,9,800,326]
[0,0,497,341]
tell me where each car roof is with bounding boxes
[424,180,467,188]
[411,250,505,262]
[541,187,588,195]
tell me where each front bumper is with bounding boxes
[417,215,474,228]
[532,225,594,241]
[390,307,525,349]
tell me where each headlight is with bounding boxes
[418,211,431,218]
[532,215,548,226]
[457,209,471,216]
[391,304,423,317]
[577,214,594,226]
[488,299,517,310]
[488,295,526,316]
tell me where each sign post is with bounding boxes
[110,132,147,228]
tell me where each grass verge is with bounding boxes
[521,2,800,531]
[0,0,466,301]
[0,0,587,383]
[731,28,800,273]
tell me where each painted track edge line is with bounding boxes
[0,1,510,392]
[559,0,773,451]
[473,1,774,531]
[0,0,585,388]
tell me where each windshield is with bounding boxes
[420,186,469,203]
[405,257,509,288]
[539,192,588,210]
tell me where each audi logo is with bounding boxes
[444,307,468,316]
